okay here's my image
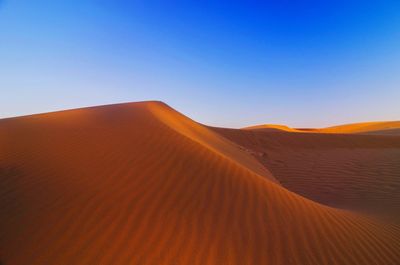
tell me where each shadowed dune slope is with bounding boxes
[213,127,400,219]
[1,101,400,265]
[147,103,276,183]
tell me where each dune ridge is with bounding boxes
[243,124,301,132]
[147,102,277,183]
[1,101,399,264]
[244,120,400,135]
[321,121,400,135]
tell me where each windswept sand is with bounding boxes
[321,121,400,135]
[243,121,400,135]
[243,124,300,132]
[215,127,400,219]
[1,101,399,264]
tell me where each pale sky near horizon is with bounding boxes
[1,0,400,128]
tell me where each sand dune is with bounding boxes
[214,128,400,219]
[320,121,400,135]
[1,101,400,264]
[243,124,319,133]
[244,121,400,135]
[243,124,302,132]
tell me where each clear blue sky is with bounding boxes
[1,0,399,128]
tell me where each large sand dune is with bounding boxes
[1,101,399,264]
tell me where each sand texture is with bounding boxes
[1,101,399,264]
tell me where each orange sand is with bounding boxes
[243,124,301,132]
[320,121,400,135]
[243,121,400,135]
[1,101,399,264]
[214,127,400,220]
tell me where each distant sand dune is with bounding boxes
[243,124,301,132]
[321,121,400,134]
[1,102,399,264]
[244,121,400,135]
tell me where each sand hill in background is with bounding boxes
[244,121,400,135]
[1,101,399,264]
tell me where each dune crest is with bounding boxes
[243,124,303,132]
[147,102,277,183]
[320,121,400,134]
[244,121,400,135]
[1,101,399,265]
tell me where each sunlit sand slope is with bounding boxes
[243,124,303,132]
[321,121,400,135]
[244,121,400,135]
[1,102,399,265]
[214,128,400,219]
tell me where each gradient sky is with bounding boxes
[1,0,400,128]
